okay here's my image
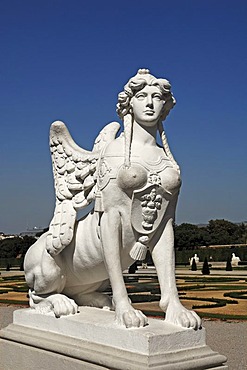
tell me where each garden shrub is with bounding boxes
[226,256,232,271]
[191,258,197,271]
[202,257,210,275]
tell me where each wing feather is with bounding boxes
[46,120,120,256]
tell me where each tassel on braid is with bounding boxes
[158,120,180,174]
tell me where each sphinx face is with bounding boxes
[131,85,164,127]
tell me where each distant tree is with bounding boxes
[238,223,247,244]
[191,258,197,271]
[0,236,36,258]
[173,220,247,250]
[0,237,20,258]
[226,256,233,271]
[206,219,244,245]
[6,263,11,271]
[202,257,210,275]
[174,223,209,249]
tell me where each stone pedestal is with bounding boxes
[0,307,227,370]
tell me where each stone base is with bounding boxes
[0,307,228,370]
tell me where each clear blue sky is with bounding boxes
[1,0,246,234]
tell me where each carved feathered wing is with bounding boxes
[46,120,120,255]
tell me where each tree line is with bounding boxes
[174,219,246,250]
[0,219,246,259]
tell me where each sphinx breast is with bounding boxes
[117,164,147,190]
[161,167,181,195]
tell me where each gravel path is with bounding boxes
[203,319,246,370]
[0,306,246,369]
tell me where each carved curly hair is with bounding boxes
[116,68,176,121]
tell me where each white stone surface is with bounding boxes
[231,253,241,266]
[0,307,228,370]
[13,307,205,353]
[23,69,202,330]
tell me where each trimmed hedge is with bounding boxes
[182,296,238,310]
[0,299,28,305]
[0,275,25,282]
[129,294,160,303]
[224,291,247,299]
[180,276,240,283]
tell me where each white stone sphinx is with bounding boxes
[231,253,240,266]
[23,68,202,330]
[1,69,228,370]
[190,253,200,265]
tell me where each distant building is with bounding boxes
[19,227,46,237]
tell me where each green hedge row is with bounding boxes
[224,291,247,299]
[182,296,238,307]
[0,299,28,305]
[129,294,160,303]
[180,276,241,282]
[175,246,247,264]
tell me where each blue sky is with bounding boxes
[0,0,246,234]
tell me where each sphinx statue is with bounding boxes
[231,253,240,266]
[190,254,200,265]
[24,69,201,330]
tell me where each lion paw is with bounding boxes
[165,302,202,330]
[44,294,79,317]
[115,305,148,328]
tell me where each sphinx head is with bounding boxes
[117,69,179,172]
[116,69,176,122]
